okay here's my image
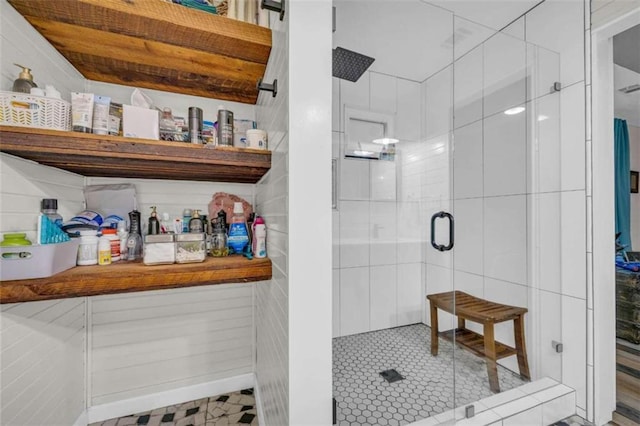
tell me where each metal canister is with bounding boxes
[188,107,203,144]
[216,106,233,146]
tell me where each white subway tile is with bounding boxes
[453,198,483,275]
[370,72,397,114]
[370,201,397,266]
[483,108,527,197]
[397,263,422,325]
[454,46,483,129]
[453,121,483,200]
[370,265,397,330]
[340,201,370,268]
[340,267,371,335]
[484,195,527,285]
[483,33,526,118]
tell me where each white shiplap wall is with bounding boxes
[84,177,257,407]
[2,0,262,417]
[0,300,86,426]
[1,2,87,425]
[254,10,289,426]
[89,284,255,406]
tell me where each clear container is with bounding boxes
[144,234,175,265]
[175,233,206,263]
[77,230,99,265]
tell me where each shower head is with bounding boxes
[333,47,375,82]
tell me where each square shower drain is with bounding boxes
[380,369,404,383]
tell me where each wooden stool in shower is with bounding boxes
[426,290,530,393]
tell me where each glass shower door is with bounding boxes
[440,15,563,417]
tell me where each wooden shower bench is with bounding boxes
[427,290,530,393]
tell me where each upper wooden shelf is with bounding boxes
[0,256,272,304]
[0,126,271,183]
[7,0,272,104]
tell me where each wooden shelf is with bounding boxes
[0,126,271,183]
[439,328,518,360]
[0,256,272,304]
[7,0,272,104]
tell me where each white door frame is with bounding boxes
[591,7,640,426]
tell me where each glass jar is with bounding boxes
[77,230,99,266]
[175,233,206,263]
[0,233,32,246]
[144,234,175,265]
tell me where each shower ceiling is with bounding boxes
[333,0,540,82]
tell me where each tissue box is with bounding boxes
[123,105,160,140]
[0,239,80,281]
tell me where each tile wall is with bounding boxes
[332,69,423,337]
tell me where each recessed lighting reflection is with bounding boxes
[537,115,549,122]
[372,137,399,145]
[504,106,526,115]
[354,150,374,156]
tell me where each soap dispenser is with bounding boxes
[12,64,37,93]
[148,206,160,235]
[189,209,204,233]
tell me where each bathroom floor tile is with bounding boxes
[333,324,527,425]
[89,389,256,426]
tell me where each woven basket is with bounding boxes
[0,91,71,131]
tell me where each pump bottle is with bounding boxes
[12,64,37,93]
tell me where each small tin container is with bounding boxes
[144,234,175,265]
[175,233,206,263]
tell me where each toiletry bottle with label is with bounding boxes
[41,198,63,227]
[12,64,37,93]
[148,206,160,235]
[189,209,204,233]
[98,233,112,265]
[252,217,267,259]
[182,208,192,233]
[227,202,249,254]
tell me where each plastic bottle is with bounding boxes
[102,228,121,262]
[160,212,171,234]
[117,220,128,260]
[12,64,37,93]
[148,206,160,235]
[252,216,267,258]
[189,209,204,233]
[182,208,192,233]
[98,233,112,265]
[41,198,63,227]
[77,230,99,266]
[227,202,249,254]
[126,210,143,261]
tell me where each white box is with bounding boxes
[123,104,160,140]
[0,239,80,281]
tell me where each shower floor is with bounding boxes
[333,324,527,426]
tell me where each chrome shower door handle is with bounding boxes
[430,211,454,252]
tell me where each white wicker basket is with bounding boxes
[0,91,71,131]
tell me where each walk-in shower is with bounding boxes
[332,0,575,424]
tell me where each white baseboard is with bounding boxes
[253,374,266,426]
[87,373,255,424]
[72,410,88,426]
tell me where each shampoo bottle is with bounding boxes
[227,202,249,254]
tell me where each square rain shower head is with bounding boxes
[333,47,375,82]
